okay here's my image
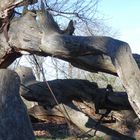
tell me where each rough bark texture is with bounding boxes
[112,46,140,119]
[21,79,131,111]
[17,66,131,112]
[0,69,35,140]
[15,66,38,108]
[28,104,135,140]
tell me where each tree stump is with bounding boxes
[0,69,35,140]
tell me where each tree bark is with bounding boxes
[28,104,135,140]
[15,66,38,108]
[0,69,35,140]
[21,79,132,111]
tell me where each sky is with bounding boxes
[98,0,140,54]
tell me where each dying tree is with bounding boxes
[0,0,140,139]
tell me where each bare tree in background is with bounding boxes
[26,55,45,81]
[42,0,99,35]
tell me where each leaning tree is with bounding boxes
[0,0,140,139]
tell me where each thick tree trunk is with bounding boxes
[0,69,35,140]
[21,79,132,111]
[17,66,131,112]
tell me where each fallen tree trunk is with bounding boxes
[20,78,132,111]
[17,67,131,111]
[15,66,131,115]
[0,8,139,76]
[0,69,35,140]
[28,104,135,140]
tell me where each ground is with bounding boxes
[32,117,140,140]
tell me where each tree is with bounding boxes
[0,69,35,140]
[0,0,140,139]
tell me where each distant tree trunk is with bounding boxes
[0,69,35,140]
[15,66,38,108]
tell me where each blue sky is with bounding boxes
[98,0,140,53]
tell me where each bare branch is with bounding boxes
[61,20,76,35]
